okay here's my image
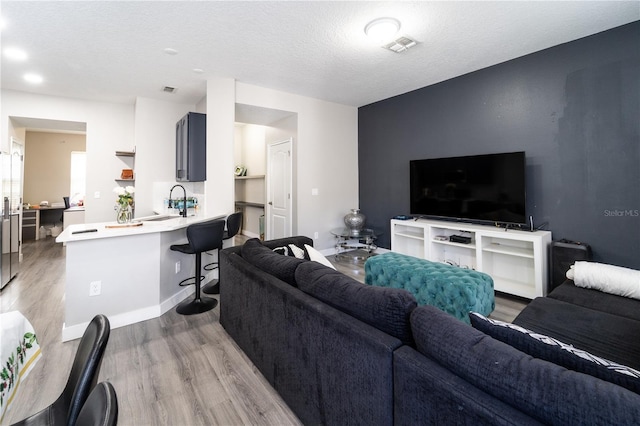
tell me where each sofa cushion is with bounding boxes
[550,280,640,322]
[513,297,640,371]
[470,312,640,394]
[295,261,416,345]
[241,238,307,286]
[411,305,640,424]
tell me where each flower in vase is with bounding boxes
[113,186,135,208]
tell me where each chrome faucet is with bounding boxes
[169,184,188,218]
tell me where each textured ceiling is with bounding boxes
[1,1,638,108]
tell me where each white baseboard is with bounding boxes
[242,230,259,239]
[61,286,197,342]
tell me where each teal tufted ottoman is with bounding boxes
[365,252,494,323]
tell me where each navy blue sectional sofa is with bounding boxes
[219,237,640,425]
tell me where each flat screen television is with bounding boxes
[410,151,526,226]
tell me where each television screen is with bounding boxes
[410,151,526,225]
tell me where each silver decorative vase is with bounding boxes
[344,209,366,235]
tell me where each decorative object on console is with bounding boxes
[113,186,134,224]
[120,169,133,180]
[234,165,247,176]
[344,208,366,235]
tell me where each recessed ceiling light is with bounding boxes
[163,48,178,55]
[192,68,204,74]
[4,47,28,61]
[24,73,43,84]
[364,17,401,44]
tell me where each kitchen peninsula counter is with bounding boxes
[56,214,226,341]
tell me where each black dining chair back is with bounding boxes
[75,382,118,426]
[11,314,110,426]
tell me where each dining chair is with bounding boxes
[75,382,118,426]
[11,314,111,426]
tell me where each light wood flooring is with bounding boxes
[0,236,527,425]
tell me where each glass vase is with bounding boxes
[116,204,132,224]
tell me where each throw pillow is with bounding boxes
[304,244,336,270]
[272,243,310,260]
[567,261,640,300]
[469,312,640,394]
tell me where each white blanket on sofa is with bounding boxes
[567,261,640,300]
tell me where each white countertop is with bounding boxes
[56,213,226,243]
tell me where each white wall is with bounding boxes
[1,90,135,223]
[133,97,195,217]
[236,83,358,250]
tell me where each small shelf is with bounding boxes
[235,175,265,180]
[483,243,534,259]
[235,201,265,209]
[395,231,425,240]
[432,239,476,250]
[115,149,135,184]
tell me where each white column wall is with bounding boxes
[204,78,236,218]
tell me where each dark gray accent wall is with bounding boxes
[359,22,639,269]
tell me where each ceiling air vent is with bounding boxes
[383,36,418,53]
[162,86,176,93]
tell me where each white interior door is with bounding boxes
[266,139,292,240]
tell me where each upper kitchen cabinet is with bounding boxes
[176,112,206,182]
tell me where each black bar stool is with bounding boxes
[170,218,225,315]
[203,211,243,295]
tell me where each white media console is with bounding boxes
[390,218,552,299]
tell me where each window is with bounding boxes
[69,151,86,205]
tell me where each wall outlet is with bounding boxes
[311,188,319,196]
[314,231,319,239]
[175,261,181,274]
[89,281,101,296]
[94,191,100,198]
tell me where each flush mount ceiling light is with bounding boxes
[364,17,401,44]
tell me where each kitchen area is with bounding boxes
[54,111,225,341]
